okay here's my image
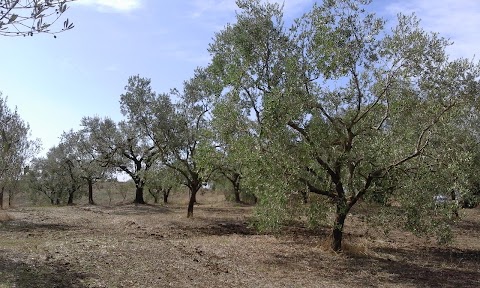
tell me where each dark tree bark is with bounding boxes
[148,188,159,204]
[224,172,242,203]
[187,180,202,218]
[163,188,171,204]
[233,176,241,203]
[331,202,349,252]
[0,187,4,209]
[87,179,95,205]
[67,191,74,205]
[8,190,12,207]
[187,189,197,218]
[134,184,145,204]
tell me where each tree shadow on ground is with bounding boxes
[80,203,172,216]
[196,219,256,236]
[0,220,73,233]
[366,246,480,287]
[455,219,480,234]
[0,252,91,288]
[262,243,480,288]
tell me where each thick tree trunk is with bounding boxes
[134,185,145,204]
[331,206,348,252]
[67,192,74,205]
[187,185,200,218]
[163,188,171,204]
[234,189,241,203]
[148,188,159,204]
[187,190,196,218]
[233,179,241,203]
[88,179,95,205]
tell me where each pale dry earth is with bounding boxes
[0,198,479,287]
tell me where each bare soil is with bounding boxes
[1,197,479,287]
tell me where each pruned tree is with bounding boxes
[208,0,480,251]
[0,0,75,37]
[119,72,218,217]
[81,115,158,204]
[27,143,84,205]
[61,129,111,205]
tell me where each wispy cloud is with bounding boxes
[384,0,480,60]
[189,0,237,19]
[189,0,314,20]
[76,0,143,13]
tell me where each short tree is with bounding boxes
[28,144,84,205]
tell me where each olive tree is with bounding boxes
[28,143,84,205]
[120,72,217,217]
[208,0,480,251]
[61,129,112,205]
[81,115,158,204]
[0,94,38,208]
[0,0,74,37]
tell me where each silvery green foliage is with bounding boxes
[0,93,38,206]
[27,143,84,205]
[0,0,74,37]
[208,0,480,250]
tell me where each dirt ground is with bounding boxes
[0,195,479,287]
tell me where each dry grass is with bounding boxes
[0,191,479,287]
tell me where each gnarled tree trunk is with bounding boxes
[87,179,95,205]
[187,181,202,218]
[0,187,4,209]
[134,184,145,204]
[331,200,350,252]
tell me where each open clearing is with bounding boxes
[1,197,479,287]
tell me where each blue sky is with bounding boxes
[0,0,479,155]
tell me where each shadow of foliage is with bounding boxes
[0,253,91,288]
[0,221,73,233]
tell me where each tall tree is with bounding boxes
[120,73,217,217]
[81,116,158,204]
[208,0,480,251]
[0,0,75,37]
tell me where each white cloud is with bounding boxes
[189,0,237,19]
[189,0,314,19]
[76,0,142,13]
[384,0,480,60]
